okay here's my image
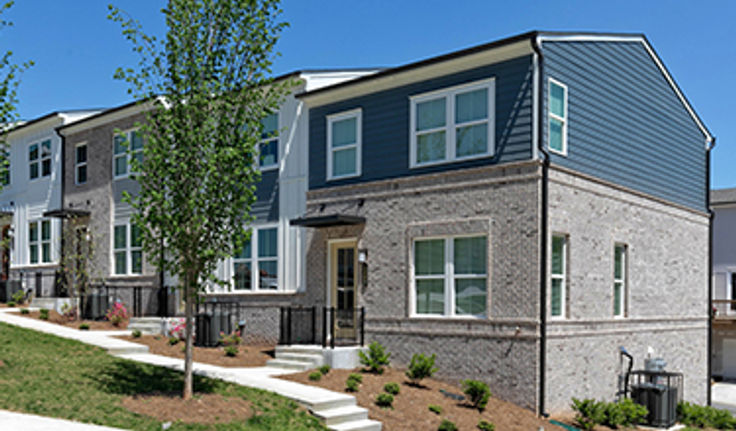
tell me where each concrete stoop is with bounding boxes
[127,317,165,335]
[268,345,324,371]
[29,297,77,313]
[301,394,381,431]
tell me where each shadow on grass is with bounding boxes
[91,359,219,396]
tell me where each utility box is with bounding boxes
[195,311,232,347]
[83,291,109,320]
[0,280,21,302]
[629,370,682,428]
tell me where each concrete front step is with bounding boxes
[275,345,325,356]
[105,344,150,356]
[128,317,165,335]
[266,359,313,371]
[278,352,323,367]
[329,419,382,431]
[313,405,369,426]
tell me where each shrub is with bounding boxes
[308,371,322,381]
[375,392,394,408]
[462,379,491,411]
[79,323,90,331]
[406,353,437,384]
[6,301,15,307]
[384,382,400,395]
[168,336,180,346]
[219,330,241,347]
[347,373,363,383]
[168,318,186,340]
[617,397,648,426]
[39,308,49,320]
[60,303,77,321]
[678,401,736,429]
[11,290,24,305]
[438,419,458,431]
[105,302,129,327]
[428,404,442,415]
[224,345,238,357]
[345,378,359,392]
[477,420,495,431]
[319,364,331,375]
[602,401,625,428]
[359,341,391,374]
[131,329,142,338]
[571,398,605,431]
[19,308,29,315]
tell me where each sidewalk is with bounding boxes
[0,308,381,431]
[0,409,127,431]
[713,382,736,414]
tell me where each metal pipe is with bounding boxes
[707,136,715,405]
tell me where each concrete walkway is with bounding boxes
[0,308,381,431]
[713,382,736,414]
[0,409,127,431]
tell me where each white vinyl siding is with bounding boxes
[113,222,142,275]
[232,226,278,291]
[113,130,143,178]
[327,109,361,180]
[614,244,627,317]
[548,78,568,155]
[29,220,52,265]
[550,235,567,318]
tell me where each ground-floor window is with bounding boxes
[550,234,567,318]
[613,243,627,317]
[29,219,52,264]
[113,222,142,275]
[232,225,278,290]
[412,235,487,318]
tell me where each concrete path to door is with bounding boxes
[0,409,129,431]
[0,307,381,431]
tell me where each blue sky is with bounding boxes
[3,0,735,187]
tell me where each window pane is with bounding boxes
[114,251,126,274]
[454,236,486,274]
[131,251,142,274]
[259,140,278,167]
[114,135,126,155]
[416,131,446,164]
[416,98,446,131]
[549,118,563,152]
[42,243,50,263]
[131,224,142,247]
[29,222,38,242]
[41,221,51,241]
[261,113,278,138]
[258,259,278,289]
[29,144,38,161]
[30,163,38,179]
[455,278,486,317]
[131,151,143,171]
[614,282,622,316]
[614,246,624,279]
[76,145,87,163]
[235,237,251,260]
[331,117,356,148]
[234,262,251,290]
[415,239,444,275]
[456,88,488,124]
[114,225,126,249]
[551,236,565,275]
[41,159,51,177]
[550,82,565,118]
[130,131,143,150]
[332,147,356,177]
[551,278,563,316]
[41,140,51,156]
[258,228,277,257]
[114,156,127,176]
[29,244,38,264]
[416,279,444,314]
[77,165,87,184]
[456,123,488,158]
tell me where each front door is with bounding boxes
[330,240,357,340]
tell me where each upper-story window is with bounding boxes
[232,226,278,290]
[29,219,52,264]
[75,143,88,185]
[327,109,362,180]
[29,140,51,180]
[113,130,143,178]
[548,78,568,155]
[113,221,142,275]
[259,113,278,170]
[410,78,495,168]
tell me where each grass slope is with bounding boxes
[0,322,326,430]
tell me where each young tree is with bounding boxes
[109,0,291,399]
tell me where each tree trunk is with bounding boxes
[183,277,194,400]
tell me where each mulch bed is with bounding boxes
[121,392,254,424]
[11,309,127,331]
[118,334,275,368]
[281,368,566,431]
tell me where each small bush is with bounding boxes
[168,336,180,346]
[438,419,458,431]
[347,373,363,383]
[6,301,15,307]
[224,345,238,357]
[319,364,331,375]
[39,308,49,320]
[617,397,648,426]
[308,371,322,381]
[571,398,605,431]
[462,379,491,411]
[375,392,394,409]
[477,420,495,431]
[678,401,736,429]
[602,401,625,428]
[60,303,77,321]
[131,329,142,338]
[79,323,90,331]
[428,404,442,415]
[105,302,129,327]
[19,308,29,315]
[345,378,359,392]
[219,330,241,347]
[406,353,437,384]
[11,290,24,305]
[384,382,400,395]
[359,341,390,374]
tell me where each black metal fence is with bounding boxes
[194,300,245,347]
[81,285,176,320]
[279,306,364,349]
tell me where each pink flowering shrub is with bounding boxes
[219,329,242,347]
[169,318,187,340]
[105,302,129,327]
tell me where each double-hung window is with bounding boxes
[232,226,278,290]
[113,130,143,178]
[29,140,51,180]
[413,235,487,318]
[75,143,88,185]
[259,113,279,169]
[327,109,361,180]
[613,244,627,317]
[410,78,495,168]
[550,235,567,318]
[29,220,52,264]
[548,79,568,155]
[113,222,142,275]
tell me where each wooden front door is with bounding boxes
[330,240,357,340]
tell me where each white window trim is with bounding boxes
[326,108,362,181]
[112,128,143,180]
[231,224,279,291]
[29,140,52,181]
[548,78,568,156]
[111,220,142,276]
[409,78,496,169]
[28,219,53,265]
[409,234,488,319]
[613,243,627,318]
[75,142,88,185]
[258,113,279,172]
[550,234,567,320]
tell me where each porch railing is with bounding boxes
[279,306,365,349]
[81,285,176,320]
[194,299,245,347]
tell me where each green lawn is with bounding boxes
[0,322,326,430]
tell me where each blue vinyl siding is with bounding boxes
[543,41,707,211]
[252,169,279,222]
[309,55,534,189]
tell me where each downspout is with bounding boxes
[57,127,67,297]
[707,136,715,405]
[532,34,550,417]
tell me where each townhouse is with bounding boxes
[711,187,736,379]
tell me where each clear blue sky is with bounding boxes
[4,0,735,187]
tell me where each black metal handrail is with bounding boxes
[280,306,365,349]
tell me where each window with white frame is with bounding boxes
[232,226,278,290]
[327,109,361,180]
[548,79,567,154]
[550,235,567,318]
[413,235,487,318]
[29,140,52,180]
[29,220,52,264]
[113,130,143,178]
[259,113,278,169]
[113,222,142,275]
[410,79,495,168]
[75,143,88,185]
[613,244,627,317]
